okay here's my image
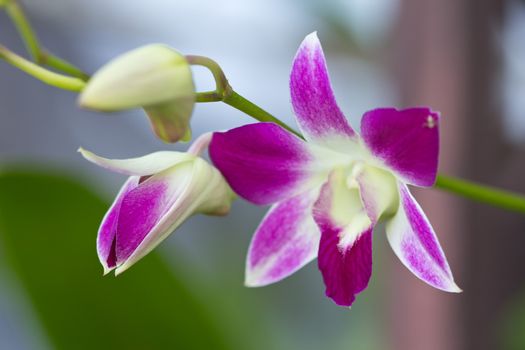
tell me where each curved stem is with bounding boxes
[186,55,300,136]
[5,0,39,60]
[0,45,85,91]
[186,55,230,96]
[435,175,525,214]
[5,0,89,80]
[38,51,90,80]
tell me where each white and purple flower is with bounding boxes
[80,133,235,275]
[209,32,461,307]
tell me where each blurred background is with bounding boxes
[1,0,525,349]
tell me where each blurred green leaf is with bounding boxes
[0,170,235,350]
[502,290,525,350]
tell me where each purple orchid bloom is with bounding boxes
[209,32,460,307]
[80,134,235,275]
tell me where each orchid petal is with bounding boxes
[79,148,194,176]
[245,188,321,287]
[313,169,373,307]
[115,158,233,274]
[97,176,139,274]
[115,163,193,267]
[318,227,373,307]
[354,164,399,222]
[360,108,440,187]
[209,123,337,205]
[290,32,355,147]
[386,183,460,292]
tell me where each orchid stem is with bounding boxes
[4,0,89,80]
[187,55,300,136]
[435,175,525,214]
[186,55,229,94]
[223,91,302,137]
[0,45,85,91]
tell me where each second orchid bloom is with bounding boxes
[80,134,235,275]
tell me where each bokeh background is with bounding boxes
[1,0,525,349]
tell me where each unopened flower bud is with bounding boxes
[79,44,195,143]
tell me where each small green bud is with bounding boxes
[79,44,195,143]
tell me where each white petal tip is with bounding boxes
[114,265,129,276]
[303,31,320,47]
[244,273,270,288]
[305,31,319,39]
[78,147,96,162]
[431,280,462,293]
[244,277,260,288]
[446,283,463,293]
[102,264,115,276]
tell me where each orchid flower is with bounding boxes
[209,32,460,307]
[80,133,235,275]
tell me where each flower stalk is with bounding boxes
[435,175,525,214]
[0,44,86,91]
[3,0,89,80]
[186,55,300,136]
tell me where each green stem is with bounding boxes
[223,91,301,137]
[435,175,525,214]
[38,51,90,80]
[0,45,85,91]
[186,55,229,94]
[4,0,39,60]
[4,0,89,80]
[187,55,301,136]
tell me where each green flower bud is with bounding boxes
[79,44,195,143]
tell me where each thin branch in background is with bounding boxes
[2,0,89,80]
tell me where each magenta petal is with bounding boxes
[245,189,320,287]
[290,32,355,144]
[386,183,460,292]
[115,173,189,265]
[360,107,440,187]
[317,225,373,307]
[97,177,139,274]
[209,123,316,205]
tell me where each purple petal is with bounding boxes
[115,171,190,265]
[386,183,460,292]
[290,33,355,145]
[245,188,321,287]
[97,177,139,274]
[313,170,373,307]
[114,158,234,274]
[318,226,373,307]
[360,108,440,187]
[209,123,321,205]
